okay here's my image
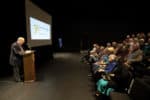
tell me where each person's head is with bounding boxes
[108,54,116,62]
[133,37,139,43]
[131,34,135,38]
[112,41,117,48]
[136,33,140,38]
[106,42,111,47]
[126,35,130,39]
[147,32,150,38]
[93,43,99,48]
[139,38,145,45]
[92,43,100,52]
[132,42,140,51]
[139,32,146,39]
[100,46,105,51]
[116,46,129,58]
[107,47,115,54]
[129,38,134,43]
[17,37,25,46]
[148,38,150,44]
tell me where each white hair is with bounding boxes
[17,37,25,42]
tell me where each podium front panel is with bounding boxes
[23,52,35,82]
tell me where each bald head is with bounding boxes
[17,37,25,45]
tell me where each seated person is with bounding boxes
[96,58,132,97]
[92,47,115,74]
[93,54,117,82]
[89,43,100,63]
[97,54,117,73]
[125,43,143,77]
[126,42,143,65]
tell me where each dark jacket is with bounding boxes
[9,42,24,67]
[112,63,132,90]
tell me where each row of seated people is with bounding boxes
[85,32,150,100]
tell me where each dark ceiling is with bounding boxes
[28,0,150,34]
[30,0,150,24]
[31,0,137,18]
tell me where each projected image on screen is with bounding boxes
[30,17,51,40]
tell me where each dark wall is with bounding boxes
[53,16,131,51]
[0,0,26,76]
[72,18,129,49]
[52,11,150,51]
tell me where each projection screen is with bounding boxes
[25,0,52,47]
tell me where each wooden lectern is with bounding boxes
[23,50,35,82]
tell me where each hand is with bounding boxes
[109,74,115,77]
[98,69,104,72]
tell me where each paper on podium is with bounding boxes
[25,50,32,54]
